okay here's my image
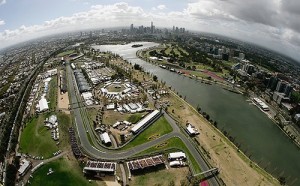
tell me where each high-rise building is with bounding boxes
[242,63,255,75]
[284,84,293,97]
[218,49,223,55]
[276,80,287,93]
[267,76,279,91]
[222,53,229,61]
[239,53,245,60]
[151,21,154,33]
[130,24,134,32]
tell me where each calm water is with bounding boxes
[93,42,300,185]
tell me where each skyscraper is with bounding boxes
[239,53,245,60]
[276,80,288,93]
[267,76,279,91]
[151,21,154,33]
[130,24,134,32]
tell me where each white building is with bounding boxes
[44,69,57,78]
[169,160,184,167]
[18,159,31,177]
[82,92,94,106]
[295,114,300,122]
[131,110,160,134]
[100,132,112,145]
[37,96,49,112]
[239,53,245,60]
[186,124,196,136]
[168,152,186,160]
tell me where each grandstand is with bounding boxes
[127,155,165,172]
[83,161,116,175]
[130,110,161,134]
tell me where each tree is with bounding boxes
[278,176,286,185]
[153,75,158,82]
[134,64,142,70]
[291,91,300,104]
[168,180,175,186]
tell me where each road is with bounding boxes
[65,61,220,185]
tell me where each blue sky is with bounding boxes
[0,0,188,31]
[0,0,300,61]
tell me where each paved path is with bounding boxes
[66,61,220,186]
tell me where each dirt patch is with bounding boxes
[100,176,118,186]
[103,110,130,125]
[148,134,160,140]
[57,90,70,114]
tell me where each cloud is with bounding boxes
[0,1,300,61]
[157,4,166,10]
[0,19,5,26]
[281,0,300,16]
[152,4,166,11]
[0,0,6,6]
[0,0,6,5]
[0,2,147,42]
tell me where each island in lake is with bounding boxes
[131,44,143,48]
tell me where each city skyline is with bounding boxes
[0,0,300,62]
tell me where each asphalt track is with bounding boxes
[66,61,220,185]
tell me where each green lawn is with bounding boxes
[20,112,71,158]
[106,84,125,92]
[56,112,72,150]
[0,83,10,97]
[122,116,173,150]
[20,114,58,158]
[131,167,187,186]
[126,113,143,124]
[137,137,201,174]
[47,76,57,111]
[29,158,98,186]
[57,50,75,57]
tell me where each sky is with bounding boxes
[0,0,300,61]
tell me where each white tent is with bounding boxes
[48,115,57,124]
[38,97,49,112]
[168,152,186,160]
[100,132,111,144]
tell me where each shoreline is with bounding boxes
[136,49,244,94]
[251,97,300,149]
[134,47,282,184]
[137,47,300,150]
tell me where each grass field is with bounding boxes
[20,114,59,158]
[56,112,72,150]
[122,116,173,150]
[20,112,71,158]
[47,76,57,111]
[29,158,98,186]
[102,110,148,126]
[126,113,143,124]
[57,50,75,57]
[131,166,189,186]
[106,84,125,92]
[137,137,201,174]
